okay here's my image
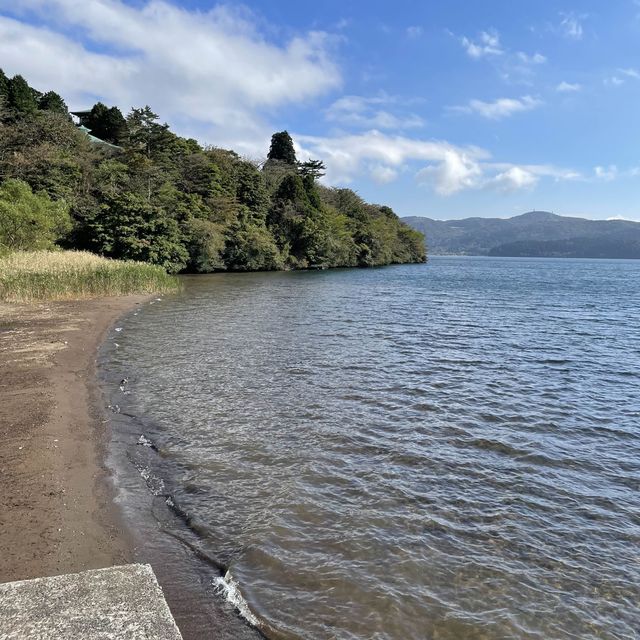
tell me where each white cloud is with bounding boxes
[460,29,503,58]
[453,95,542,120]
[0,0,341,154]
[370,164,399,184]
[295,130,578,196]
[417,151,483,195]
[595,165,618,181]
[326,95,424,130]
[619,67,640,79]
[557,81,582,92]
[606,68,640,86]
[406,25,423,39]
[606,76,625,86]
[517,52,547,64]
[296,130,488,192]
[490,166,539,191]
[487,164,580,191]
[559,12,585,40]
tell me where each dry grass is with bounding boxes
[0,250,181,302]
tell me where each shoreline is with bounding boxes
[0,296,148,582]
[98,292,267,640]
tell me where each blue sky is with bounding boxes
[1,0,639,220]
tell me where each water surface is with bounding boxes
[104,257,640,639]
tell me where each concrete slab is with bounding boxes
[0,564,183,639]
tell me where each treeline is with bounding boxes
[0,70,425,272]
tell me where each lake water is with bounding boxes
[102,257,640,640]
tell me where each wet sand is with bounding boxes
[0,297,147,582]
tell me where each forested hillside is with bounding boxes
[0,70,425,272]
[403,211,640,258]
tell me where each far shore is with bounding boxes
[0,295,148,583]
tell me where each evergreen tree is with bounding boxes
[0,68,8,99]
[7,75,38,115]
[126,106,167,157]
[87,192,188,272]
[38,91,69,116]
[267,130,297,164]
[298,159,326,180]
[0,71,426,272]
[85,102,127,144]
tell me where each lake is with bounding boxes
[101,257,640,640]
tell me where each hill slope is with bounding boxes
[0,69,425,272]
[402,211,640,258]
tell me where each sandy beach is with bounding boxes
[0,296,147,583]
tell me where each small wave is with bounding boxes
[466,437,529,458]
[214,571,261,628]
[137,434,159,451]
[134,462,166,496]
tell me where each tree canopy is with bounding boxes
[0,179,71,252]
[267,130,297,164]
[39,91,69,116]
[83,102,127,144]
[0,70,426,271]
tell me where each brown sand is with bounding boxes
[0,296,147,582]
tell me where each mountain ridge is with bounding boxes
[401,211,640,258]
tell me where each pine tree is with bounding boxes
[7,75,38,115]
[0,68,9,99]
[39,91,69,116]
[85,102,127,144]
[267,131,297,164]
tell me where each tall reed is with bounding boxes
[0,250,181,302]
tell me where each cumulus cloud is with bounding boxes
[0,0,583,200]
[487,164,579,191]
[326,94,424,130]
[0,0,341,154]
[295,130,578,196]
[490,166,539,191]
[460,29,503,58]
[557,81,582,92]
[296,130,488,192]
[452,95,542,120]
[369,164,399,184]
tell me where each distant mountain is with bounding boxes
[401,211,640,258]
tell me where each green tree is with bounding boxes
[224,211,283,271]
[236,160,270,223]
[39,91,69,116]
[0,71,426,272]
[126,106,167,157]
[267,130,297,164]
[0,68,8,100]
[184,218,226,272]
[86,192,188,272]
[85,102,127,144]
[0,179,71,251]
[7,75,38,116]
[297,159,325,180]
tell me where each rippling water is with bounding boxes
[104,257,640,640]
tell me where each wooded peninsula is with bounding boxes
[0,70,426,274]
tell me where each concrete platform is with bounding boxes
[0,564,183,639]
